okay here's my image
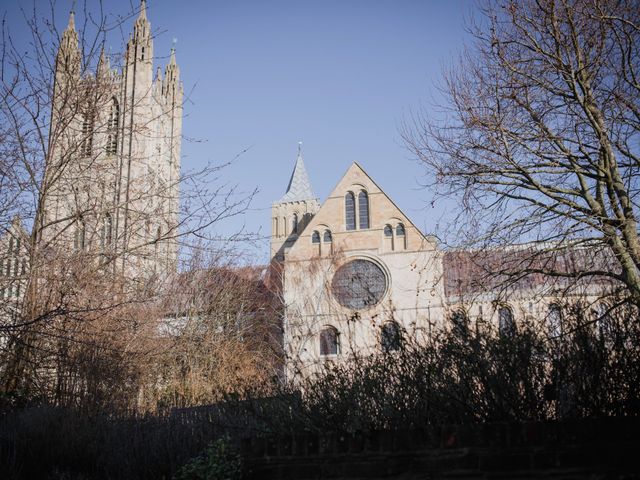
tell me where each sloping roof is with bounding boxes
[443,244,617,298]
[279,153,315,203]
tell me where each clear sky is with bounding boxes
[5,0,477,263]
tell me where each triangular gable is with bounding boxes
[288,162,429,257]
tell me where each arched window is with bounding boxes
[547,304,563,339]
[594,303,612,339]
[74,219,86,250]
[323,230,332,243]
[498,306,516,337]
[451,309,468,336]
[358,190,369,229]
[291,213,299,234]
[381,322,402,352]
[345,192,356,231]
[396,223,406,236]
[81,112,94,157]
[319,327,339,356]
[106,98,119,155]
[154,226,162,262]
[311,231,320,244]
[102,213,113,247]
[8,237,13,253]
[384,225,393,237]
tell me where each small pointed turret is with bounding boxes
[271,143,320,260]
[67,10,75,30]
[97,47,110,77]
[164,46,181,98]
[56,10,80,76]
[128,0,152,63]
[280,143,316,203]
[139,0,147,21]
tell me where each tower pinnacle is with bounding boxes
[67,10,75,31]
[139,0,147,20]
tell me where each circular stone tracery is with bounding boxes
[331,259,387,310]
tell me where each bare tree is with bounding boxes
[403,0,640,305]
[146,250,281,410]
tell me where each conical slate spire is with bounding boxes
[279,143,316,202]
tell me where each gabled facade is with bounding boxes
[274,159,445,378]
[273,155,613,379]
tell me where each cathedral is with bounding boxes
[3,0,182,323]
[40,0,182,277]
[271,151,610,378]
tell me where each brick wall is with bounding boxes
[240,417,640,479]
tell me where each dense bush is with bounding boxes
[1,303,639,479]
[174,437,241,480]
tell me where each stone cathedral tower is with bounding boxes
[41,0,183,278]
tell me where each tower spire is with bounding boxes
[279,143,316,203]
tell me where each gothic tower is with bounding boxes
[41,0,183,278]
[271,144,320,261]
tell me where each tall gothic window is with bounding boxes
[81,112,94,157]
[358,191,369,229]
[547,304,563,339]
[451,310,468,337]
[345,192,356,230]
[291,213,299,234]
[381,322,402,352]
[319,327,339,356]
[101,213,113,248]
[74,219,86,250]
[498,306,516,337]
[106,98,119,155]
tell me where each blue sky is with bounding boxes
[5,0,477,263]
